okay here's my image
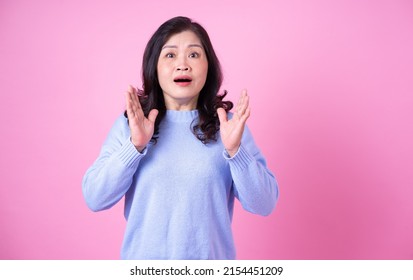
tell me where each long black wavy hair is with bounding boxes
[125,16,233,144]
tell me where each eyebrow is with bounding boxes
[161,43,204,50]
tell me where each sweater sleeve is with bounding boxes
[82,114,146,212]
[224,125,279,216]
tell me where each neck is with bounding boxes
[163,95,198,111]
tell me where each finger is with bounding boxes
[217,107,228,124]
[128,84,135,94]
[127,85,144,119]
[237,89,248,116]
[148,109,159,123]
[242,106,251,122]
[234,90,243,111]
[128,85,139,108]
[125,91,135,118]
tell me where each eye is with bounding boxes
[189,52,200,58]
[166,53,175,58]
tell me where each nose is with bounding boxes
[176,56,190,71]
[177,65,189,71]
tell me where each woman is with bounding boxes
[82,16,279,259]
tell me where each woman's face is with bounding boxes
[157,30,208,110]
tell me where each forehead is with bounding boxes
[163,30,203,47]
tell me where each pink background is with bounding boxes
[1,0,412,259]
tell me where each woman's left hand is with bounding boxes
[217,89,251,157]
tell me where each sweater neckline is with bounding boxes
[165,109,199,123]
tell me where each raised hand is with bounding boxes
[217,89,251,157]
[125,85,159,152]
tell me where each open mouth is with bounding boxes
[174,76,192,84]
[174,78,192,82]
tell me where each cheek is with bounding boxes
[201,63,208,82]
[195,60,208,78]
[157,63,169,83]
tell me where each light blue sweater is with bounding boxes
[82,110,278,259]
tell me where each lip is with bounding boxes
[173,75,192,86]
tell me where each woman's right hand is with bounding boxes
[125,85,159,152]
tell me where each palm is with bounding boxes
[126,86,158,152]
[218,90,250,157]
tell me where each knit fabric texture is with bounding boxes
[82,110,278,259]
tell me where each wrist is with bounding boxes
[130,137,146,153]
[226,146,240,158]
[136,146,146,153]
